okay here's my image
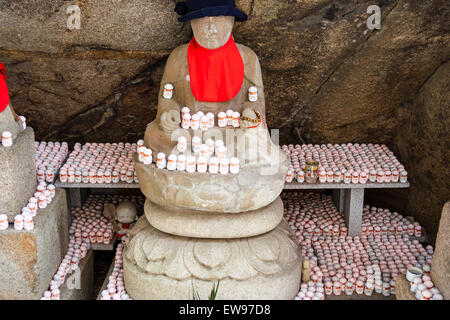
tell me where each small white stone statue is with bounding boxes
[115,201,137,240]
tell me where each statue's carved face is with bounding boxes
[191,16,235,49]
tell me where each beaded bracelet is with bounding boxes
[240,109,261,124]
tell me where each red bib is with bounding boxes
[188,35,244,102]
[0,63,9,113]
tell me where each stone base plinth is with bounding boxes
[0,127,37,222]
[123,218,302,300]
[0,188,69,300]
[145,197,284,239]
[124,261,301,300]
[60,249,94,300]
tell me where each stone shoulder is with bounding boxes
[161,44,189,84]
[236,43,264,88]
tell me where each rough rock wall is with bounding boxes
[430,202,450,299]
[394,61,450,243]
[0,0,192,142]
[0,0,449,241]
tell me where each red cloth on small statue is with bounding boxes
[115,223,132,239]
[0,63,9,113]
[188,35,244,102]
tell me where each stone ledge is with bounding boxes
[0,127,37,222]
[284,181,410,189]
[0,188,69,299]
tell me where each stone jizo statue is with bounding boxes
[124,1,301,300]
[144,0,267,158]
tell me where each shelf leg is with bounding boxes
[332,189,345,212]
[344,188,364,237]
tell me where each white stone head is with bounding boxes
[191,16,235,49]
[116,201,137,224]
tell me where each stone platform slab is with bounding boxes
[0,188,69,299]
[55,180,139,189]
[0,127,37,222]
[284,181,410,189]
